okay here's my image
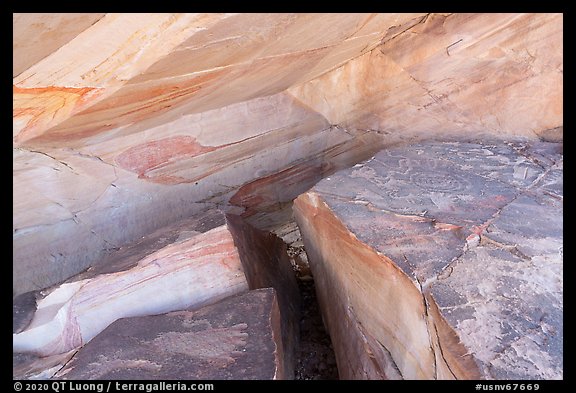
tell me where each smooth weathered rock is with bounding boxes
[14,11,400,295]
[13,211,249,358]
[55,289,287,380]
[14,13,421,147]
[13,13,106,78]
[12,95,381,298]
[289,13,563,142]
[228,126,383,231]
[293,140,562,380]
[13,289,77,380]
[12,14,563,382]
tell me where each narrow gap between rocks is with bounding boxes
[294,279,339,380]
[281,222,339,380]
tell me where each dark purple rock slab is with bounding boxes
[55,288,285,380]
[226,214,300,379]
[314,140,562,284]
[306,139,562,379]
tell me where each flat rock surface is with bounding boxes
[316,141,562,282]
[55,288,284,380]
[298,140,562,379]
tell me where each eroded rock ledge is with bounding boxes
[293,140,562,380]
[13,13,562,300]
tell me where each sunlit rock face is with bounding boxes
[13,13,562,300]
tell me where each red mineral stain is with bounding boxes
[479,194,514,210]
[115,136,217,182]
[433,222,463,231]
[14,67,229,146]
[470,223,489,236]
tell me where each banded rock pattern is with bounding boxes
[13,13,563,381]
[13,14,562,297]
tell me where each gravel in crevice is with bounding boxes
[281,223,338,380]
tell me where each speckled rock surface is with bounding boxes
[294,140,562,380]
[55,288,286,380]
[13,291,39,334]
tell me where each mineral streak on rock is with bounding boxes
[289,13,562,141]
[13,13,423,148]
[13,85,104,143]
[55,289,286,380]
[12,12,563,381]
[228,126,384,231]
[293,140,562,380]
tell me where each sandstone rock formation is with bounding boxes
[289,14,563,142]
[13,13,563,381]
[13,212,299,378]
[55,289,287,380]
[13,13,562,298]
[293,141,562,380]
[13,211,249,358]
[226,215,300,376]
